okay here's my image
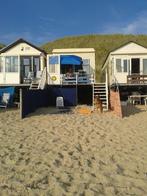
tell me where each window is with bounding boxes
[49,56,58,64]
[143,59,147,74]
[116,59,128,73]
[5,56,18,72]
[116,59,122,72]
[123,59,128,72]
[33,57,40,72]
[49,56,58,73]
[0,57,3,72]
[82,58,90,73]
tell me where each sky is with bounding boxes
[1,0,147,45]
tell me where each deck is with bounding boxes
[127,75,147,84]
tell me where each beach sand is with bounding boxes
[0,106,147,195]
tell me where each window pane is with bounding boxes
[34,57,40,71]
[5,56,18,72]
[49,56,58,64]
[83,59,90,73]
[49,64,56,73]
[83,59,90,65]
[23,58,30,66]
[123,59,128,72]
[143,59,147,74]
[116,59,121,72]
[0,57,3,72]
[5,57,11,72]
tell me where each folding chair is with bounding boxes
[0,93,10,108]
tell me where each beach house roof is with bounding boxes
[52,48,95,54]
[102,41,147,70]
[0,38,46,54]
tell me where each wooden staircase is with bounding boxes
[29,81,40,90]
[93,83,109,111]
[29,67,47,90]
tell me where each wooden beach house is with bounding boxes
[102,41,147,106]
[102,41,147,86]
[47,48,95,85]
[0,38,46,86]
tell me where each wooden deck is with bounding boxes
[127,75,147,84]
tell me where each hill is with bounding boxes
[42,34,147,81]
[0,43,5,50]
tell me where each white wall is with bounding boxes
[0,43,45,85]
[2,43,42,56]
[47,49,95,85]
[52,48,95,73]
[109,54,147,84]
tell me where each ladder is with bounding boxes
[93,83,109,111]
[29,67,47,90]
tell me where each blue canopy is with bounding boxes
[60,55,83,65]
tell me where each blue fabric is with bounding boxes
[0,87,15,105]
[60,55,83,65]
[49,56,59,64]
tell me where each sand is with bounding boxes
[0,106,147,195]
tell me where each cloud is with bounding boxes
[102,11,147,34]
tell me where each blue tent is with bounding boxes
[60,55,83,65]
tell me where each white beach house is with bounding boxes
[102,41,147,86]
[0,39,46,85]
[47,48,95,85]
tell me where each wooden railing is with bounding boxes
[127,75,147,84]
[61,73,94,84]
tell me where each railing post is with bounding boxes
[76,73,78,84]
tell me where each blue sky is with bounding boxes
[1,0,147,45]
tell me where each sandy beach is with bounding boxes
[0,107,147,195]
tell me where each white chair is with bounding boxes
[0,93,10,108]
[56,96,64,108]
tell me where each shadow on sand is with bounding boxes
[122,104,147,117]
[27,107,73,117]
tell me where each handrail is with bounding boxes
[127,74,147,84]
[38,67,47,89]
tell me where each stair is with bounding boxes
[29,81,39,90]
[93,83,109,111]
[29,67,47,90]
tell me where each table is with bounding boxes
[128,95,147,105]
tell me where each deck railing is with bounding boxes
[127,75,147,84]
[61,73,94,84]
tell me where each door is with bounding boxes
[131,58,140,74]
[33,56,40,77]
[20,56,32,82]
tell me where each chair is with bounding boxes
[56,96,64,109]
[0,93,10,108]
[130,91,141,105]
[56,96,70,113]
[23,72,34,83]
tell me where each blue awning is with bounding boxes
[60,55,83,65]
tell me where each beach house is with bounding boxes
[47,48,95,85]
[0,38,46,85]
[102,41,147,86]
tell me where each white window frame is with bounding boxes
[143,59,147,75]
[116,58,129,73]
[82,58,90,74]
[5,56,18,73]
[0,56,3,72]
